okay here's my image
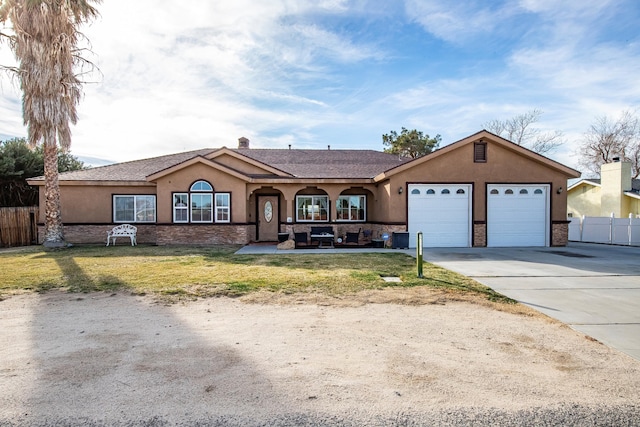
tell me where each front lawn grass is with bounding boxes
[0,245,514,303]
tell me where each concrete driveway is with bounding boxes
[424,242,640,362]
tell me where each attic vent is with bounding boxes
[238,137,250,149]
[474,141,487,163]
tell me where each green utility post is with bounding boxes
[416,232,423,278]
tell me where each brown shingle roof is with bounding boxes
[34,148,410,182]
[34,149,215,182]
[232,149,410,178]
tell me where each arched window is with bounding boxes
[490,189,499,195]
[519,189,528,194]
[456,189,465,194]
[441,189,450,194]
[505,189,514,195]
[426,189,436,195]
[534,189,543,194]
[173,180,229,223]
[191,180,213,192]
[411,189,421,195]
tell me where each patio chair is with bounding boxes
[294,231,309,248]
[345,228,361,245]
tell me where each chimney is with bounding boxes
[600,160,632,217]
[288,144,291,150]
[328,145,331,150]
[238,137,250,149]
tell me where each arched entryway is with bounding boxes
[252,187,284,242]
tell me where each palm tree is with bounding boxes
[1,0,99,247]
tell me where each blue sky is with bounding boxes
[1,0,639,171]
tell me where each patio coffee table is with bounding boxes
[310,233,335,248]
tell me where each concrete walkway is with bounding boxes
[236,242,640,361]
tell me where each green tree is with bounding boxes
[0,137,85,206]
[483,109,564,154]
[1,0,99,247]
[382,127,441,158]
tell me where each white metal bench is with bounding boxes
[106,224,137,246]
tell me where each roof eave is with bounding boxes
[26,179,154,187]
[568,179,601,191]
[208,148,294,177]
[376,130,581,182]
[146,155,251,182]
[624,191,640,200]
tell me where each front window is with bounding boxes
[172,181,230,223]
[113,195,156,223]
[215,193,230,223]
[296,195,329,222]
[337,195,366,221]
[191,193,213,222]
[173,193,188,222]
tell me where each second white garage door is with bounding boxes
[408,184,472,247]
[487,184,549,247]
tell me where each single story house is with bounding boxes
[28,130,580,247]
[567,159,640,219]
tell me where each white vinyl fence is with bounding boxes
[569,213,640,246]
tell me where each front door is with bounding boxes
[258,195,279,241]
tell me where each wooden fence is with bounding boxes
[0,207,38,247]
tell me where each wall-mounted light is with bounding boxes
[556,186,563,194]
[398,187,404,194]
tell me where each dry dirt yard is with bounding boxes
[1,288,639,426]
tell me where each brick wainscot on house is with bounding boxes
[28,130,580,248]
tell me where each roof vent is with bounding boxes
[238,137,250,149]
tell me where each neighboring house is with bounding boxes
[28,130,580,247]
[567,160,640,219]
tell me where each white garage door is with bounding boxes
[408,184,472,248]
[487,185,549,247]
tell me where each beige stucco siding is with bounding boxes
[49,184,156,224]
[152,163,248,223]
[210,153,278,176]
[249,183,381,224]
[382,141,570,223]
[630,197,640,217]
[567,184,601,218]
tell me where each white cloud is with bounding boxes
[54,0,386,160]
[403,0,520,43]
[1,0,638,173]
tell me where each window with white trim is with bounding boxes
[296,195,329,222]
[192,180,213,191]
[337,195,366,221]
[215,193,230,223]
[173,193,188,222]
[113,195,156,223]
[191,193,213,223]
[172,181,231,223]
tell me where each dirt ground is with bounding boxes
[1,288,639,426]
